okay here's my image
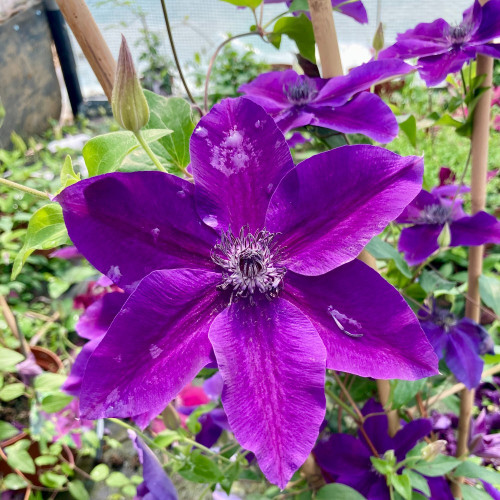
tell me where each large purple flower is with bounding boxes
[397,186,500,265]
[313,400,450,500]
[264,0,368,24]
[378,0,500,86]
[238,60,413,142]
[57,97,438,488]
[419,304,493,389]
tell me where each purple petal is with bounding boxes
[445,330,484,389]
[57,172,217,289]
[309,92,399,143]
[482,481,500,500]
[471,0,500,43]
[396,190,439,224]
[79,269,223,424]
[203,372,224,400]
[49,246,82,259]
[314,434,372,477]
[475,43,500,59]
[284,260,438,380]
[75,292,127,340]
[427,477,454,500]
[360,400,392,454]
[398,224,442,266]
[450,212,500,247]
[190,98,294,233]
[274,107,316,133]
[128,430,178,500]
[238,71,303,113]
[393,419,432,460]
[420,321,447,359]
[418,50,473,87]
[331,0,367,24]
[267,145,423,276]
[209,297,326,489]
[316,60,413,106]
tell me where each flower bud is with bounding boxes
[373,23,385,54]
[437,222,451,248]
[421,440,447,461]
[112,35,149,132]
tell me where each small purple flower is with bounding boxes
[378,0,500,86]
[57,97,438,487]
[469,410,500,465]
[397,186,500,265]
[128,430,178,500]
[314,400,442,500]
[238,60,414,142]
[419,304,493,389]
[16,353,43,385]
[264,0,368,24]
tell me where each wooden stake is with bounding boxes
[452,52,493,498]
[55,0,116,101]
[308,0,400,436]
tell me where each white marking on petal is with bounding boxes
[149,344,163,359]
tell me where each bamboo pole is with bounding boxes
[307,0,400,436]
[55,0,116,101]
[452,52,493,498]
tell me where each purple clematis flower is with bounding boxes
[314,400,449,500]
[378,0,500,86]
[128,430,178,500]
[238,60,414,142]
[57,97,438,488]
[397,185,500,265]
[419,303,493,389]
[264,0,368,24]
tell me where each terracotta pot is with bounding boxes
[31,345,64,373]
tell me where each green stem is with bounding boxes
[0,177,50,199]
[107,418,159,449]
[134,130,167,173]
[325,387,360,422]
[197,484,212,500]
[262,10,289,29]
[183,437,232,464]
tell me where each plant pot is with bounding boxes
[31,346,64,373]
[0,2,61,147]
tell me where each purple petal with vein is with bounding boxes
[209,297,326,489]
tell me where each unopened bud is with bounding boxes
[421,440,447,461]
[112,35,149,132]
[373,23,385,54]
[437,223,451,248]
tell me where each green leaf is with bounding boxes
[41,393,73,413]
[412,455,462,476]
[389,379,427,409]
[186,402,217,434]
[35,455,59,466]
[143,92,194,170]
[419,269,456,295]
[316,484,367,499]
[371,456,394,476]
[0,383,25,401]
[219,0,262,7]
[90,463,110,482]
[272,14,316,63]
[3,473,28,490]
[288,0,309,11]
[5,440,36,474]
[391,472,412,500]
[58,155,80,194]
[34,373,67,393]
[40,471,68,488]
[398,115,417,147]
[83,129,171,177]
[153,429,184,448]
[461,484,493,500]
[121,484,137,497]
[106,471,130,488]
[433,113,463,128]
[12,204,68,279]
[68,479,90,500]
[366,237,412,278]
[479,275,500,317]
[454,460,500,484]
[406,470,430,497]
[0,348,25,371]
[178,452,224,483]
[0,421,20,440]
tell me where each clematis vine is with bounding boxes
[378,0,500,86]
[397,184,500,265]
[263,0,368,24]
[314,400,452,500]
[238,59,413,142]
[419,302,494,389]
[57,97,438,487]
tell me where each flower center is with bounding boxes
[212,227,286,301]
[420,204,451,225]
[284,77,317,105]
[448,23,470,46]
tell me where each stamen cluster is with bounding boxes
[448,23,471,46]
[284,78,317,105]
[211,227,286,301]
[420,204,451,225]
